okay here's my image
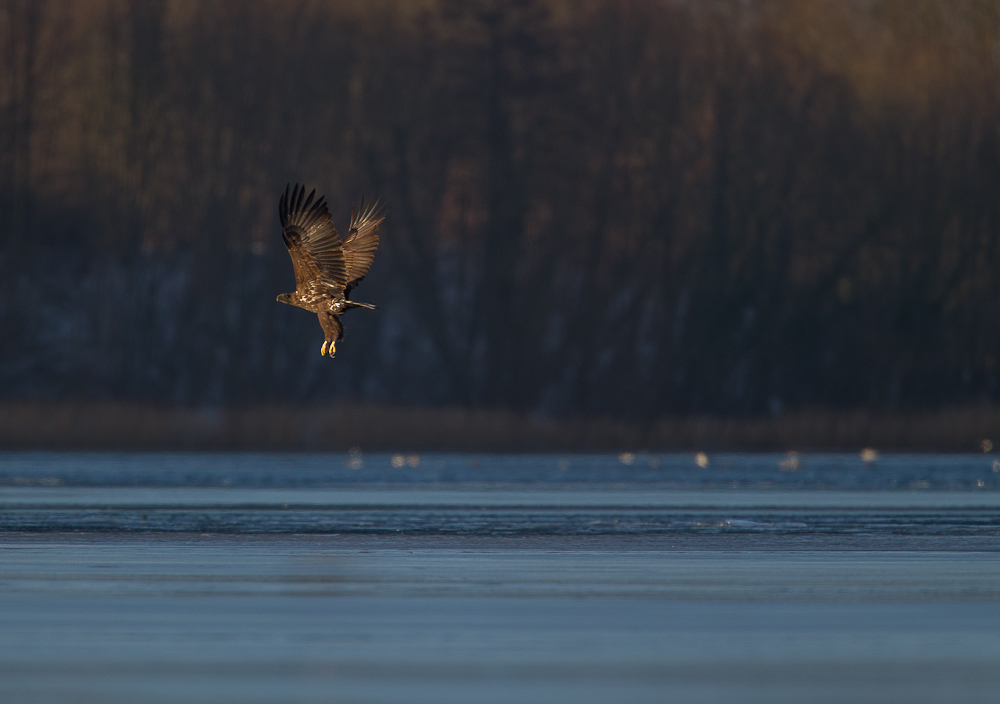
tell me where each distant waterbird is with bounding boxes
[275,184,385,356]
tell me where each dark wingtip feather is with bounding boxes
[348,195,386,232]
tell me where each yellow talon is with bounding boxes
[328,341,336,356]
[320,341,328,356]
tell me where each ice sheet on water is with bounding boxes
[0,452,998,491]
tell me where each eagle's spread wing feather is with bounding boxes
[342,197,385,298]
[279,184,347,292]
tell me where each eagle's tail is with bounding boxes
[345,300,377,311]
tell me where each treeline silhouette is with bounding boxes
[1,0,999,419]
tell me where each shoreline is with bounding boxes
[0,402,997,453]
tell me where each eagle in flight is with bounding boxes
[276,184,384,356]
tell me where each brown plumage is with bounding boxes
[275,184,385,357]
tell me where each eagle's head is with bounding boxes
[276,293,293,305]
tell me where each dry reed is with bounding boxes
[0,403,997,452]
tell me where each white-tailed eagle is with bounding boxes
[276,184,384,356]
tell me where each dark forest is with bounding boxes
[2,0,999,424]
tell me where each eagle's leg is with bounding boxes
[317,312,343,358]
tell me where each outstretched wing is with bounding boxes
[279,184,347,293]
[342,197,385,298]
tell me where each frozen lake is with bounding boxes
[2,452,1000,703]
